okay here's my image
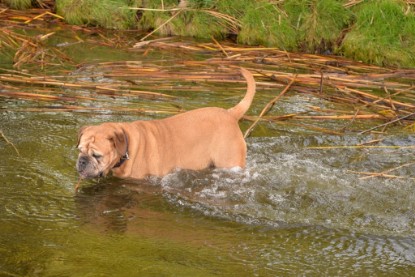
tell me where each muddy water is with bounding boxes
[1,33,415,276]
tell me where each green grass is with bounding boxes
[237,1,297,50]
[341,0,415,67]
[55,0,139,29]
[235,0,351,52]
[139,0,230,38]
[2,0,32,9]
[284,0,351,53]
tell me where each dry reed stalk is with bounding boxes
[359,162,415,180]
[292,114,384,120]
[133,37,173,48]
[337,86,415,110]
[280,122,344,135]
[307,106,359,115]
[244,113,385,123]
[243,114,298,122]
[357,139,383,146]
[211,36,229,57]
[1,29,72,69]
[359,112,415,134]
[349,170,415,180]
[24,11,64,24]
[362,86,415,108]
[74,176,84,193]
[242,115,343,135]
[344,0,364,8]
[202,9,241,34]
[2,105,182,115]
[308,145,415,150]
[0,130,20,156]
[0,91,96,102]
[0,75,173,99]
[140,10,183,42]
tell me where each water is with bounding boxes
[1,32,415,276]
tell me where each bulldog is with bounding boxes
[76,68,256,180]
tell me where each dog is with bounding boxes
[76,68,256,180]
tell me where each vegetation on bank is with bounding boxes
[1,0,415,67]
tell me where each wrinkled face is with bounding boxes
[76,124,127,179]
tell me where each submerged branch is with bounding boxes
[0,130,20,156]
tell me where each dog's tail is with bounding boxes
[228,68,256,120]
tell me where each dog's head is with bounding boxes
[76,123,128,179]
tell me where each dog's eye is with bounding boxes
[92,153,102,159]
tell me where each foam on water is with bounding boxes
[151,136,415,236]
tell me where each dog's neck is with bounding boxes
[112,132,129,169]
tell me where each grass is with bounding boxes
[55,0,139,30]
[284,0,352,53]
[237,0,351,53]
[2,0,32,9]
[341,0,415,67]
[237,1,297,50]
[2,0,415,67]
[139,0,235,39]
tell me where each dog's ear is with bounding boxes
[77,126,90,148]
[112,128,128,156]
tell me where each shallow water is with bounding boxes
[1,32,415,276]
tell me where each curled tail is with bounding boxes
[228,68,256,120]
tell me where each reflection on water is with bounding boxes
[70,174,415,276]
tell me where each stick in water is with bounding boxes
[75,177,83,193]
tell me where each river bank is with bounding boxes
[2,0,415,67]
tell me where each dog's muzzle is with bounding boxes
[76,156,89,172]
[76,155,101,179]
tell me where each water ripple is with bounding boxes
[155,136,415,237]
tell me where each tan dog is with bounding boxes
[76,68,256,180]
